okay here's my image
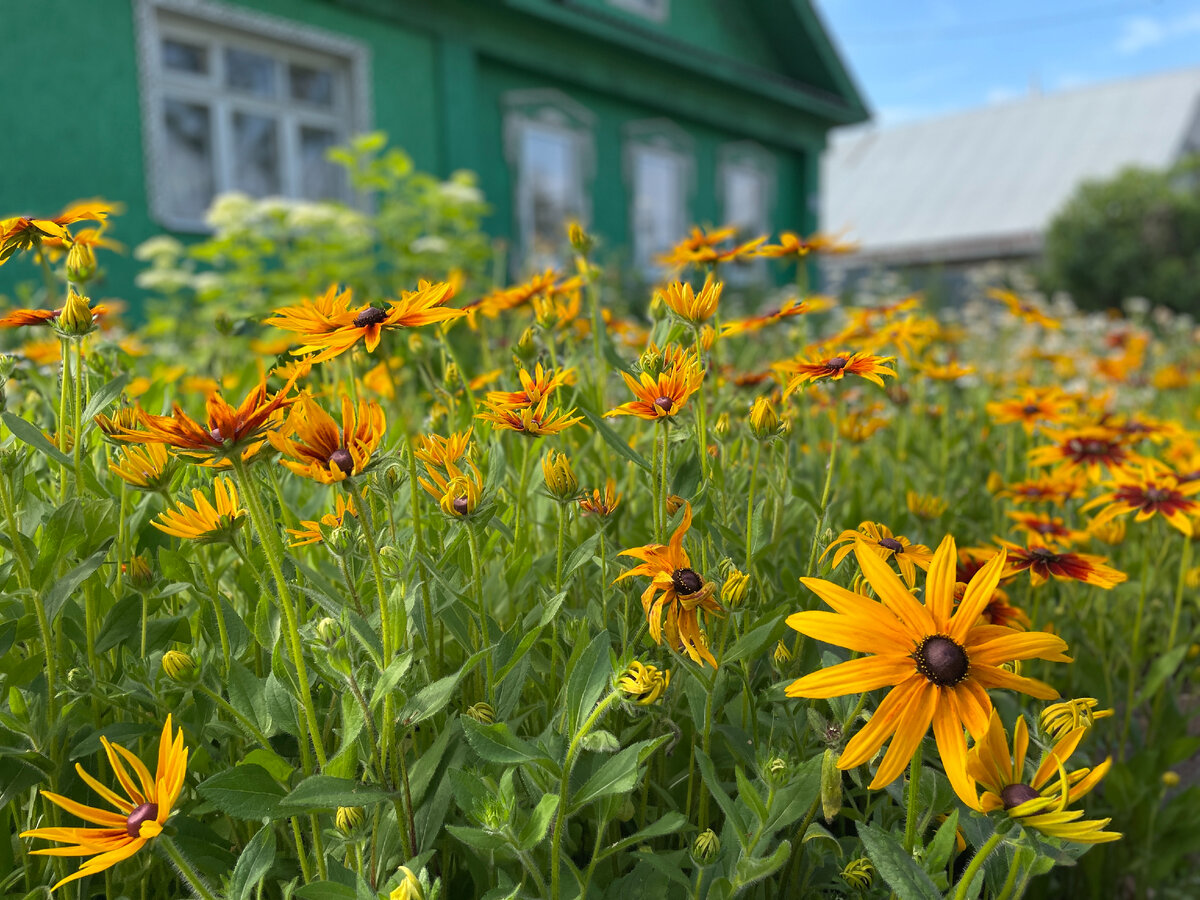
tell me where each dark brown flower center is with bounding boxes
[353,306,387,328]
[878,537,904,552]
[653,396,674,413]
[827,356,848,369]
[914,635,969,686]
[1022,404,1040,416]
[452,496,469,514]
[1145,488,1171,504]
[1000,783,1041,810]
[1029,546,1057,561]
[328,448,353,472]
[672,567,703,595]
[125,802,159,837]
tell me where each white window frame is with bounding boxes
[504,89,595,272]
[718,141,776,284]
[607,0,669,23]
[135,0,372,231]
[624,119,693,279]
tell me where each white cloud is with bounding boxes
[1116,11,1200,55]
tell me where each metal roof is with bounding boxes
[821,67,1200,264]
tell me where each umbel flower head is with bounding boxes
[786,535,1072,805]
[269,394,386,484]
[966,710,1119,844]
[21,715,188,890]
[616,502,723,667]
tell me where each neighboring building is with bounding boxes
[821,67,1200,293]
[2,0,868,304]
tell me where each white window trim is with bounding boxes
[134,0,372,232]
[503,89,595,270]
[718,141,776,284]
[624,118,694,279]
[607,0,669,23]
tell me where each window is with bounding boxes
[136,0,370,230]
[625,120,692,279]
[719,143,775,284]
[607,0,669,22]
[504,90,594,271]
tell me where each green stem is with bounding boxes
[745,441,762,575]
[515,439,532,544]
[161,835,219,900]
[803,399,840,578]
[903,740,924,853]
[555,501,567,595]
[57,337,70,501]
[550,690,622,900]
[197,684,273,749]
[405,443,437,675]
[953,830,1005,900]
[349,478,396,664]
[201,549,231,672]
[658,425,670,542]
[72,338,84,495]
[229,456,327,767]
[466,522,492,702]
[1121,536,1154,759]
[1166,535,1192,652]
[691,325,709,478]
[0,463,32,588]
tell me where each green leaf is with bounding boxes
[925,808,960,876]
[196,764,286,819]
[516,794,560,850]
[446,824,510,852]
[735,765,768,826]
[564,531,601,578]
[857,821,941,900]
[596,811,687,860]
[277,776,391,815]
[1134,644,1189,705]
[565,630,612,735]
[227,663,272,738]
[294,882,358,900]
[241,749,293,783]
[2,411,71,466]
[571,735,668,809]
[43,541,113,623]
[229,824,275,900]
[576,405,651,472]
[461,718,552,769]
[732,839,792,888]
[370,651,414,711]
[396,647,486,726]
[694,748,747,835]
[81,373,130,429]
[723,615,785,666]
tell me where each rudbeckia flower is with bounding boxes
[153,477,246,543]
[965,710,1119,844]
[756,230,856,259]
[270,394,386,484]
[287,494,357,547]
[1082,460,1200,536]
[616,502,723,667]
[1040,698,1113,742]
[988,288,1060,329]
[618,661,671,704]
[821,521,933,587]
[419,458,484,517]
[476,394,583,436]
[112,372,298,462]
[657,225,764,269]
[0,199,117,265]
[579,479,621,518]
[659,276,723,325]
[996,539,1127,589]
[414,429,474,471]
[483,363,574,408]
[781,350,895,397]
[21,715,188,889]
[1006,512,1088,548]
[605,350,704,422]
[986,387,1074,434]
[109,443,173,493]
[786,535,1071,805]
[1028,427,1139,482]
[719,296,815,338]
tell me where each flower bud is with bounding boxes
[125,555,156,592]
[66,240,98,283]
[464,702,495,725]
[57,288,97,337]
[336,806,364,835]
[617,661,670,705]
[389,866,424,900]
[765,757,787,786]
[748,396,779,440]
[692,829,720,865]
[638,346,663,379]
[665,494,684,516]
[316,617,340,645]
[772,640,792,667]
[162,650,196,681]
[713,412,730,437]
[721,568,749,608]
[541,450,578,501]
[841,857,874,891]
[567,220,593,256]
[513,327,537,363]
[66,666,93,693]
[1162,770,1181,788]
[443,362,460,388]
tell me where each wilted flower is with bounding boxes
[617,661,670,705]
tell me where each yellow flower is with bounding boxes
[721,567,750,608]
[414,430,473,471]
[780,350,896,397]
[153,477,246,543]
[287,494,357,547]
[905,491,947,520]
[109,443,173,492]
[966,710,1119,843]
[542,450,578,501]
[748,395,780,440]
[1040,698,1113,743]
[787,535,1071,805]
[659,276,723,325]
[161,650,196,681]
[606,348,704,421]
[821,521,933,588]
[579,479,621,518]
[389,866,424,900]
[617,661,671,704]
[270,394,386,484]
[419,459,484,518]
[21,716,188,890]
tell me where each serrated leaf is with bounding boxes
[572,735,669,809]
[461,718,552,769]
[196,764,286,819]
[277,776,390,815]
[229,824,275,900]
[925,808,960,875]
[857,821,941,900]
[732,839,791,888]
[565,630,612,735]
[396,647,486,726]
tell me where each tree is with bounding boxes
[1042,157,1200,313]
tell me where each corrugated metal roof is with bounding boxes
[821,67,1200,263]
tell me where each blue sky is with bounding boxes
[813,0,1200,125]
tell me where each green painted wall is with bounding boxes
[1,0,856,310]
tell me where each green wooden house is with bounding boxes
[2,0,867,302]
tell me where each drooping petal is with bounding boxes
[932,696,978,808]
